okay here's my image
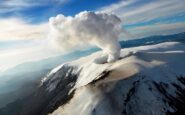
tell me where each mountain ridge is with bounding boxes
[0,42,185,115]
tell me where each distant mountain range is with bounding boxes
[120,32,185,48]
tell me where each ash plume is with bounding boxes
[48,11,123,63]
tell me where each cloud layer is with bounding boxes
[99,0,185,39]
[100,0,185,24]
[0,0,67,14]
[0,18,47,41]
[48,11,123,63]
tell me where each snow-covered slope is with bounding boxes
[1,42,184,115]
[41,42,185,115]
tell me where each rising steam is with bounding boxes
[48,11,123,63]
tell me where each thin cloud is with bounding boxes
[0,1,40,14]
[0,0,68,13]
[99,0,185,39]
[2,0,42,7]
[0,41,60,72]
[122,22,185,40]
[0,18,47,41]
[99,0,185,24]
[99,0,137,14]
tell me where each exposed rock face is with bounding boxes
[0,42,185,115]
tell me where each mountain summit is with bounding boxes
[1,42,185,115]
[41,42,185,115]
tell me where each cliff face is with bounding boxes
[0,42,185,115]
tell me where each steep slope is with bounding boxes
[0,42,185,115]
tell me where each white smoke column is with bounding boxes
[48,11,122,63]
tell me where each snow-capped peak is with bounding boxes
[43,42,185,91]
[39,42,185,115]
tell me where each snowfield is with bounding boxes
[40,42,185,115]
[44,42,185,89]
[2,42,184,115]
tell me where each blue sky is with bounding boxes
[0,0,185,40]
[0,0,185,72]
[0,0,120,23]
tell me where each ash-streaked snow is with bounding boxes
[1,42,185,115]
[42,42,185,115]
